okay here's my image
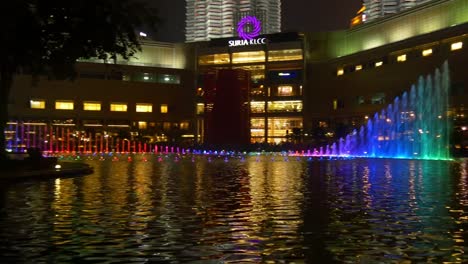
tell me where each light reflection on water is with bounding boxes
[0,155,467,263]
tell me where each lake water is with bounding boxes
[0,154,466,263]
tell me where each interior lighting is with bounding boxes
[375,61,383,67]
[422,48,433,57]
[30,99,45,109]
[337,69,344,76]
[143,76,149,80]
[278,73,290,76]
[355,65,362,71]
[397,54,406,62]
[451,42,463,51]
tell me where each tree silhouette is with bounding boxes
[0,0,158,159]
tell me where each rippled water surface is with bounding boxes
[0,154,467,263]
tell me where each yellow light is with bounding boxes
[397,54,406,62]
[375,61,383,67]
[83,102,101,111]
[110,103,127,112]
[30,99,45,109]
[138,121,147,130]
[136,103,153,113]
[55,101,74,110]
[355,65,362,71]
[160,104,168,113]
[422,48,433,57]
[451,42,463,51]
[337,69,344,76]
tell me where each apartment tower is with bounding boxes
[185,0,281,42]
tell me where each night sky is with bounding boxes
[148,0,362,42]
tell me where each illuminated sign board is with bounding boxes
[228,16,267,47]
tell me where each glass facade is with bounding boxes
[267,117,303,137]
[268,49,303,62]
[251,102,265,113]
[198,54,230,65]
[232,51,266,64]
[268,101,303,113]
[197,42,305,144]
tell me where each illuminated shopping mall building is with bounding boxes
[185,0,281,42]
[7,0,468,150]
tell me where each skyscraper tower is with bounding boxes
[185,0,281,42]
[363,0,432,22]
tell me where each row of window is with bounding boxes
[332,92,386,110]
[251,85,303,97]
[78,71,181,84]
[30,100,169,113]
[198,49,303,65]
[195,100,303,115]
[336,41,464,76]
[7,121,190,131]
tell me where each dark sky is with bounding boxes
[147,0,362,42]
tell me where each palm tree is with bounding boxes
[0,0,158,160]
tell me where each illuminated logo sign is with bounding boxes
[228,16,267,47]
[238,16,261,40]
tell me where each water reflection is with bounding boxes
[0,155,466,263]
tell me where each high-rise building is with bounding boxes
[185,0,281,42]
[363,0,432,22]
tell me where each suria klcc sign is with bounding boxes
[228,16,267,47]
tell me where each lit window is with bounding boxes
[138,121,147,130]
[83,101,101,111]
[30,99,45,109]
[55,100,74,110]
[136,103,153,113]
[180,122,189,130]
[267,101,302,113]
[422,48,432,57]
[232,51,265,64]
[278,86,293,96]
[337,69,344,76]
[268,49,303,62]
[355,65,363,71]
[451,42,463,51]
[397,54,406,62]
[160,104,168,113]
[333,99,338,110]
[198,53,230,65]
[196,103,204,114]
[375,61,383,67]
[110,103,127,112]
[251,101,265,113]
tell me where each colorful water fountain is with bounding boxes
[303,62,451,160]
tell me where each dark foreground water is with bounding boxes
[0,154,466,263]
